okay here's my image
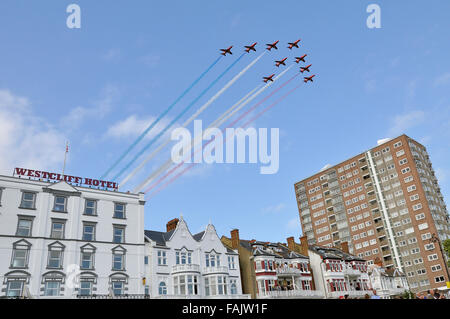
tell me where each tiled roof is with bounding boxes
[309,245,365,262]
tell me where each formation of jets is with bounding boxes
[219,39,316,85]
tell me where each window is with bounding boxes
[144,256,149,265]
[205,252,221,267]
[157,250,167,266]
[84,199,97,216]
[112,253,125,271]
[6,281,24,297]
[428,254,438,261]
[80,245,95,269]
[159,281,167,295]
[44,281,61,296]
[114,203,126,219]
[176,250,192,265]
[204,276,227,296]
[82,223,96,241]
[20,192,36,209]
[399,158,408,165]
[11,240,31,268]
[53,195,67,212]
[401,167,411,174]
[113,226,125,243]
[424,243,435,251]
[0,188,3,205]
[431,264,442,272]
[174,275,199,295]
[16,217,33,237]
[435,276,445,283]
[47,244,64,269]
[228,256,236,269]
[50,220,65,239]
[112,281,124,296]
[79,281,93,296]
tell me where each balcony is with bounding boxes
[202,266,229,275]
[172,264,201,274]
[258,290,324,299]
[276,267,306,276]
[153,294,251,299]
[343,267,360,277]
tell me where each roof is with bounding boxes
[309,245,365,262]
[144,229,218,247]
[237,238,308,260]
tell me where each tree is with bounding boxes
[443,239,450,267]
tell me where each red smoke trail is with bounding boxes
[145,76,302,199]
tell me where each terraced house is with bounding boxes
[221,229,323,299]
[294,135,450,293]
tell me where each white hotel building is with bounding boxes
[144,217,249,298]
[0,175,145,298]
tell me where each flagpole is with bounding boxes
[62,141,69,177]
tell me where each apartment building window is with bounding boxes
[84,199,97,216]
[431,265,442,272]
[112,281,124,296]
[424,243,435,251]
[404,176,413,183]
[113,225,125,243]
[435,276,445,283]
[399,158,408,165]
[157,250,167,265]
[20,192,36,209]
[113,203,126,219]
[421,233,432,241]
[415,213,425,221]
[50,219,66,239]
[16,216,34,237]
[409,194,419,201]
[401,167,411,174]
[53,195,67,212]
[428,254,438,261]
[82,223,96,241]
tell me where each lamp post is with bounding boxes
[429,233,450,284]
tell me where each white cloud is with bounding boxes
[434,73,450,87]
[105,114,172,140]
[0,89,66,174]
[387,110,425,136]
[61,85,118,129]
[263,203,286,214]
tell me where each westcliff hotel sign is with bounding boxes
[14,167,119,190]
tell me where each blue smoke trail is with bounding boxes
[100,55,223,180]
[111,53,246,182]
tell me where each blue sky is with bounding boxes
[1,0,449,243]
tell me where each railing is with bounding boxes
[77,294,150,299]
[153,294,251,299]
[172,264,201,274]
[258,290,324,299]
[203,266,229,275]
[328,290,373,299]
[343,267,360,276]
[276,267,307,275]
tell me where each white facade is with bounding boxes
[368,265,409,299]
[0,175,145,298]
[144,217,249,299]
[308,246,373,299]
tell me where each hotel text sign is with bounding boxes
[14,167,118,190]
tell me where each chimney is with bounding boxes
[230,229,240,249]
[286,237,295,251]
[341,241,349,254]
[374,257,383,267]
[166,218,179,232]
[299,235,309,257]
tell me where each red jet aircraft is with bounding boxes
[288,39,301,49]
[263,74,275,83]
[244,42,257,53]
[304,75,315,83]
[266,41,279,51]
[300,64,312,73]
[220,46,233,56]
[295,54,307,63]
[275,58,287,67]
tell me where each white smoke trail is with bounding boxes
[120,51,267,188]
